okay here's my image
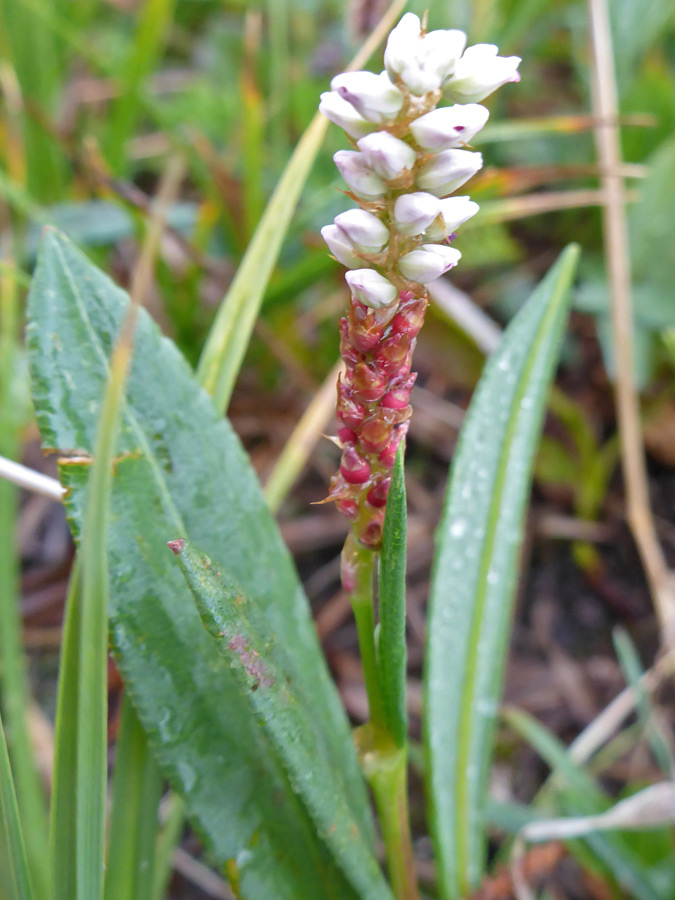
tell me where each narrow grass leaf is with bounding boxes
[48,561,80,900]
[27,229,373,900]
[0,267,49,900]
[377,445,408,747]
[0,712,34,900]
[171,539,394,900]
[424,244,580,900]
[504,707,667,900]
[150,794,185,900]
[105,696,162,900]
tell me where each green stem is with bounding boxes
[348,539,385,729]
[364,741,420,900]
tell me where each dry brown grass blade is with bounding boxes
[588,0,675,644]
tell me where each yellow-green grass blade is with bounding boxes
[0,710,34,900]
[425,245,580,900]
[105,696,162,900]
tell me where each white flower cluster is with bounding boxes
[319,13,520,309]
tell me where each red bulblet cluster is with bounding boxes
[327,288,427,548]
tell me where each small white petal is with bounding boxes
[357,132,416,181]
[331,70,404,123]
[424,196,480,239]
[384,13,423,77]
[321,224,366,269]
[345,269,398,308]
[416,148,483,197]
[398,244,461,283]
[319,91,373,139]
[384,13,466,96]
[444,44,521,103]
[334,209,389,252]
[392,192,440,237]
[410,103,489,150]
[333,150,386,200]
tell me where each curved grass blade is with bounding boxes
[0,711,34,900]
[27,229,372,900]
[504,707,667,900]
[170,539,394,900]
[105,696,162,900]
[196,0,406,413]
[377,445,408,748]
[424,244,580,900]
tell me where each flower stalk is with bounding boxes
[319,12,520,898]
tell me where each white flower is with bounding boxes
[330,70,404,123]
[392,192,440,236]
[319,91,373,139]
[321,224,368,269]
[444,44,521,103]
[384,13,466,96]
[410,103,489,150]
[333,150,386,200]
[345,269,398,308]
[357,132,416,181]
[416,148,483,197]
[398,244,461,283]
[334,209,389,252]
[424,196,479,239]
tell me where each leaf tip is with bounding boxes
[167,538,185,555]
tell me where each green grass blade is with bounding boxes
[0,711,34,900]
[104,0,177,173]
[105,696,162,900]
[377,445,408,748]
[170,539,394,900]
[150,794,184,900]
[424,244,580,900]
[504,708,666,900]
[0,268,49,900]
[196,112,329,412]
[47,561,80,900]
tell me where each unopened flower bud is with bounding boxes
[357,132,416,181]
[337,426,357,444]
[390,295,427,337]
[321,224,365,269]
[416,148,483,197]
[410,103,489,150]
[348,303,386,353]
[345,269,397,309]
[333,150,386,200]
[334,209,389,253]
[444,44,521,103]
[340,445,371,484]
[384,13,466,96]
[351,362,388,403]
[424,195,479,240]
[336,380,366,430]
[374,332,413,377]
[366,477,391,509]
[392,192,440,237]
[339,318,361,367]
[331,70,404,123]
[381,373,416,409]
[359,417,393,454]
[319,91,374,139]
[398,244,461,283]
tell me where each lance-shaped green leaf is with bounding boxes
[0,710,33,900]
[27,229,373,900]
[170,539,393,900]
[377,445,408,747]
[424,244,580,900]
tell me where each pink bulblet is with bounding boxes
[359,417,393,454]
[336,380,366,430]
[351,362,388,403]
[336,497,358,519]
[337,426,358,444]
[340,445,371,484]
[366,477,391,508]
